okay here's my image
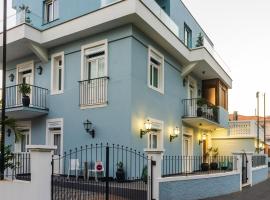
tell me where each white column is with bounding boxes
[27,145,56,200]
[145,149,164,200]
[232,151,254,188]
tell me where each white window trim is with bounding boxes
[51,51,65,95]
[16,60,34,85]
[14,121,32,153]
[80,39,108,81]
[44,0,59,23]
[187,76,198,99]
[148,46,164,94]
[144,117,164,152]
[46,118,64,157]
[181,126,194,157]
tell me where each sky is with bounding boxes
[1,0,270,116]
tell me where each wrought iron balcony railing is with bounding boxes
[79,77,109,107]
[182,98,219,123]
[0,84,49,110]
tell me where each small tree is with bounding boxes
[196,33,204,47]
[0,118,21,177]
[19,83,31,97]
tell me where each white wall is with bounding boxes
[0,145,55,200]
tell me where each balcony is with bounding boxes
[1,0,231,88]
[0,84,49,119]
[79,77,109,108]
[182,98,220,130]
[229,120,264,140]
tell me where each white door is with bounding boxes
[49,130,62,174]
[17,70,33,105]
[183,135,192,173]
[188,78,197,116]
[85,56,106,105]
[15,130,30,153]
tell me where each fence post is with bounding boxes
[27,145,56,200]
[145,149,164,200]
[105,146,109,200]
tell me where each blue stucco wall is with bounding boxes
[5,24,206,157]
[252,166,268,186]
[168,0,212,48]
[218,106,229,128]
[159,173,241,200]
[12,0,213,49]
[12,0,120,30]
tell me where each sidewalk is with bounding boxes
[204,176,270,200]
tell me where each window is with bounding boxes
[219,84,228,109]
[51,52,64,95]
[81,41,107,80]
[184,23,192,48]
[148,47,164,94]
[80,40,108,107]
[44,0,59,23]
[202,79,228,110]
[147,118,164,150]
[20,131,30,152]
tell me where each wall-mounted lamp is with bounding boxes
[37,66,43,75]
[170,127,180,142]
[7,129,12,137]
[199,134,206,145]
[198,89,201,96]
[183,78,187,87]
[9,73,15,82]
[83,119,95,138]
[140,120,158,138]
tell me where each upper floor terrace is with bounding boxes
[0,84,49,119]
[229,120,264,141]
[0,0,232,89]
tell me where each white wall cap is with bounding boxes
[26,145,57,152]
[144,148,165,154]
[232,151,254,155]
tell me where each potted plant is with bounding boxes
[141,165,148,184]
[197,98,207,117]
[196,32,204,47]
[19,83,31,107]
[201,151,210,171]
[211,106,219,122]
[209,147,219,170]
[116,162,125,182]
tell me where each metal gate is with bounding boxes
[242,153,248,184]
[51,143,153,200]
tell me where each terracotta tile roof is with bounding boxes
[229,114,270,122]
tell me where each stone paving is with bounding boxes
[204,176,270,200]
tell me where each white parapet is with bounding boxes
[0,145,56,200]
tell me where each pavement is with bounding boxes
[204,176,270,200]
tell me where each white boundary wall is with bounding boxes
[0,145,56,200]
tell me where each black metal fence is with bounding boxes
[182,98,219,123]
[4,153,31,181]
[252,155,266,167]
[162,155,235,177]
[51,143,152,200]
[79,77,109,107]
[4,84,48,110]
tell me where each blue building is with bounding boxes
[1,0,232,159]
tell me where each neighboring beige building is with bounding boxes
[207,113,266,155]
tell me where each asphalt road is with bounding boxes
[204,177,270,200]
